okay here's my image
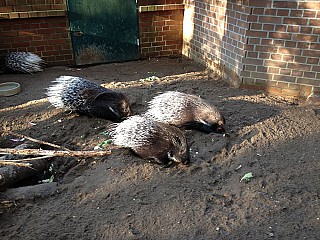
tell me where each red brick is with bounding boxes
[299,2,320,10]
[300,27,313,34]
[303,71,316,79]
[247,51,258,58]
[275,25,287,32]
[273,1,298,9]
[268,67,280,74]
[283,55,294,62]
[307,58,319,65]
[292,70,303,77]
[248,38,260,44]
[14,5,33,12]
[248,15,258,22]
[296,78,319,86]
[256,45,278,53]
[278,47,301,55]
[255,79,268,86]
[265,60,287,68]
[251,23,263,30]
[264,9,277,16]
[309,19,320,27]
[14,41,30,47]
[263,24,275,31]
[287,25,299,32]
[274,74,296,82]
[33,5,52,11]
[294,56,306,63]
[310,43,320,50]
[243,58,263,65]
[287,62,311,71]
[313,28,320,34]
[293,34,318,42]
[259,52,270,59]
[244,64,257,71]
[252,72,270,80]
[253,7,264,15]
[277,9,289,16]
[297,42,310,49]
[259,16,282,24]
[280,68,291,75]
[270,54,282,60]
[248,1,269,7]
[303,10,316,18]
[290,10,303,17]
[312,65,320,72]
[257,66,268,73]
[261,39,273,45]
[269,32,292,40]
[283,17,308,25]
[303,50,320,57]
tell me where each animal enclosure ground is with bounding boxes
[0,58,319,239]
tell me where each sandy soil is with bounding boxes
[0,58,319,239]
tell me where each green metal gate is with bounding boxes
[67,0,139,65]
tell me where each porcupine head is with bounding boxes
[189,94,226,134]
[88,90,132,122]
[108,116,190,166]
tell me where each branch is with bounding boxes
[4,131,71,151]
[0,148,111,158]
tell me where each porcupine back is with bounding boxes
[46,76,132,122]
[108,115,190,165]
[143,91,225,133]
[0,52,44,73]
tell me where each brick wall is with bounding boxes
[0,0,73,66]
[138,0,184,58]
[242,0,320,98]
[183,0,320,98]
[183,0,251,87]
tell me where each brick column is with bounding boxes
[138,0,184,58]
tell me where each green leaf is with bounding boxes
[240,172,253,182]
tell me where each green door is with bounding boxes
[67,0,139,65]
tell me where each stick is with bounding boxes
[5,131,71,151]
[0,156,55,167]
[0,148,111,158]
[0,162,31,167]
[1,155,55,162]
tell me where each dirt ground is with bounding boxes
[0,57,319,239]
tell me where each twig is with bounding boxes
[0,156,54,167]
[0,161,31,167]
[0,148,111,158]
[5,131,71,151]
[0,155,54,162]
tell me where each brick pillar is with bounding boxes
[138,0,184,58]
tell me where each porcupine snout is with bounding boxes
[167,125,190,165]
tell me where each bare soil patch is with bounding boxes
[0,58,319,239]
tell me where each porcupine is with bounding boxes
[0,52,44,74]
[46,76,132,122]
[143,91,225,134]
[108,115,190,165]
